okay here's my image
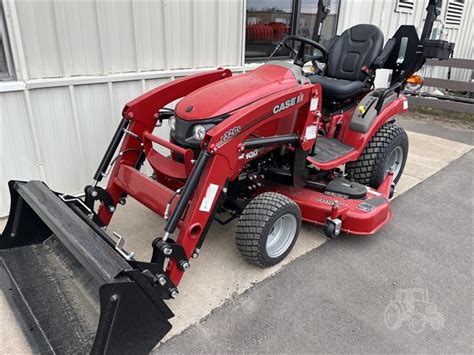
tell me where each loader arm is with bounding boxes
[95,68,232,225]
[163,83,319,285]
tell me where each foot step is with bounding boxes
[309,137,354,163]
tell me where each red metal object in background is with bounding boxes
[246,22,289,42]
[269,22,289,41]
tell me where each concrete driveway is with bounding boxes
[158,149,473,354]
[156,116,473,353]
[0,114,472,353]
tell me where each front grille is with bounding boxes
[170,116,199,148]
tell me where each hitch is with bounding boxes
[152,238,190,272]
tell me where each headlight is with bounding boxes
[192,124,207,141]
[168,117,176,131]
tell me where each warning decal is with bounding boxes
[199,183,219,212]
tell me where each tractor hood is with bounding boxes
[176,64,302,120]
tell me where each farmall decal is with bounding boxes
[273,92,304,114]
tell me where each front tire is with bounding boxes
[346,122,409,189]
[236,192,301,267]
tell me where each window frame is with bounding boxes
[444,0,464,29]
[244,0,341,63]
[394,0,415,14]
[0,4,15,81]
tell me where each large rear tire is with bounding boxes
[346,122,408,189]
[236,192,301,267]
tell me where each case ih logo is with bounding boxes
[272,93,304,114]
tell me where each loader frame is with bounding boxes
[89,69,323,286]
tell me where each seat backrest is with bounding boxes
[326,24,384,81]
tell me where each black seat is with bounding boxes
[309,24,384,100]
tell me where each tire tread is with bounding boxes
[236,192,299,267]
[346,122,407,188]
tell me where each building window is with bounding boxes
[394,0,414,14]
[0,4,15,80]
[245,0,293,60]
[298,0,339,48]
[245,0,340,61]
[444,0,464,28]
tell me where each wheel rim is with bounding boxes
[385,146,404,181]
[266,214,297,258]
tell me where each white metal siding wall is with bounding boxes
[444,0,473,80]
[13,0,243,78]
[0,0,245,216]
[337,0,473,81]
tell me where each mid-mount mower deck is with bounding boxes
[0,1,454,353]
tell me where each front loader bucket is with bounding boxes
[0,181,173,354]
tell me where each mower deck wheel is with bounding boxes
[324,218,341,239]
[346,122,409,189]
[236,192,301,267]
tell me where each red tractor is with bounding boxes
[0,1,453,353]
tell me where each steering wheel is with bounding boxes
[281,35,328,68]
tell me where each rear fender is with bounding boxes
[340,95,408,154]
